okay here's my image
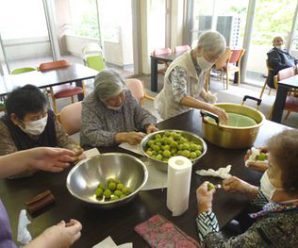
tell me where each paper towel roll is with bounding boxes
[167,156,192,216]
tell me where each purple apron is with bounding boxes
[0,200,18,248]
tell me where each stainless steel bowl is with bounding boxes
[66,153,148,208]
[140,129,207,171]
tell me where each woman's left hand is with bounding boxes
[146,124,158,134]
[196,181,215,214]
[72,146,86,161]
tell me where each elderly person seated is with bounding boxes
[0,85,83,158]
[154,30,228,123]
[196,129,298,247]
[267,36,298,88]
[80,69,158,148]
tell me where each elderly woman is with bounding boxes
[0,85,84,158]
[196,129,298,247]
[80,69,158,148]
[155,31,228,122]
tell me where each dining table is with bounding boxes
[0,64,98,101]
[150,51,186,92]
[271,74,298,123]
[0,109,289,247]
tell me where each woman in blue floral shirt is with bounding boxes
[196,129,298,247]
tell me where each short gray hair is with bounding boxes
[94,69,126,101]
[197,31,226,56]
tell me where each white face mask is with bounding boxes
[260,171,282,201]
[196,56,214,71]
[275,45,283,50]
[19,115,48,135]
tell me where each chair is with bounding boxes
[11,67,36,75]
[174,45,191,53]
[222,49,245,89]
[152,48,172,74]
[259,60,275,99]
[269,67,298,120]
[82,43,105,72]
[57,101,82,135]
[125,78,155,105]
[39,60,84,114]
[85,54,105,72]
[207,48,232,90]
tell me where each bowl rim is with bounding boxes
[140,129,207,165]
[202,103,265,130]
[66,152,148,205]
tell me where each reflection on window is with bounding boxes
[69,0,99,39]
[191,0,248,48]
[0,0,48,39]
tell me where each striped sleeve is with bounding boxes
[196,211,219,243]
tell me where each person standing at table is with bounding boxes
[0,85,84,171]
[196,129,298,247]
[0,147,82,248]
[267,35,298,88]
[154,30,228,123]
[80,69,158,148]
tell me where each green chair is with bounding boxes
[85,54,105,72]
[10,67,37,75]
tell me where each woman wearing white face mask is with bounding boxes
[154,30,228,123]
[195,129,298,247]
[80,69,158,148]
[0,85,85,174]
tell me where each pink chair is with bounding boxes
[174,45,191,53]
[39,60,84,113]
[57,101,82,135]
[125,78,154,105]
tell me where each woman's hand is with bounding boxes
[71,146,86,162]
[27,147,77,173]
[210,105,228,124]
[196,181,215,214]
[26,219,82,248]
[244,147,269,172]
[146,124,158,134]
[115,132,146,145]
[223,176,258,199]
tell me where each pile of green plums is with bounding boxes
[95,178,132,202]
[144,131,203,162]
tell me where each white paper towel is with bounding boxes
[167,156,192,216]
[17,209,32,245]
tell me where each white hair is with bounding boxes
[94,69,126,101]
[197,30,226,56]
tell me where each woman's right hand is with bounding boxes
[125,132,146,145]
[211,105,228,124]
[26,219,82,248]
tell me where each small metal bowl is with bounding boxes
[140,129,207,171]
[66,153,148,208]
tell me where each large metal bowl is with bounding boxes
[66,153,148,208]
[140,129,207,171]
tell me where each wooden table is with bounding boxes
[0,64,98,101]
[150,51,185,92]
[0,110,289,247]
[271,74,298,123]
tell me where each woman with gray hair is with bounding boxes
[80,69,158,148]
[155,30,228,122]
